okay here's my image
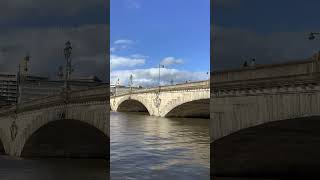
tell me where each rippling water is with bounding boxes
[110,111,210,180]
[0,157,108,179]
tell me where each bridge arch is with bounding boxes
[12,103,109,158]
[160,90,210,118]
[114,95,152,115]
[165,99,210,118]
[213,115,320,176]
[21,119,108,158]
[215,111,320,141]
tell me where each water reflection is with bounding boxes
[111,111,209,180]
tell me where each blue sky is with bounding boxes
[110,0,210,87]
[213,0,320,70]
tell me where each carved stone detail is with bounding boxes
[10,121,18,141]
[153,92,161,108]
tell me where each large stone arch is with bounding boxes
[113,95,153,115]
[160,89,210,117]
[117,100,150,113]
[211,91,320,142]
[213,115,320,177]
[21,119,108,158]
[165,99,210,118]
[11,102,108,157]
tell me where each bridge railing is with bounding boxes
[69,85,108,102]
[0,85,109,116]
[111,80,210,98]
[18,94,64,110]
[212,73,320,90]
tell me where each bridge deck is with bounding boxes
[111,80,209,98]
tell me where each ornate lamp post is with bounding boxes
[308,32,320,72]
[129,74,133,94]
[63,41,72,101]
[12,54,29,141]
[16,54,30,105]
[158,64,165,92]
[115,78,120,96]
[16,64,21,105]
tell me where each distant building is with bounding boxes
[0,54,106,107]
[0,72,106,106]
[0,96,10,107]
[0,72,19,104]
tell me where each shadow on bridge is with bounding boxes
[21,119,109,159]
[0,140,4,155]
[212,116,320,179]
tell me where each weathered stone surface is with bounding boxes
[110,81,210,118]
[0,86,109,158]
[211,59,320,142]
[211,57,320,177]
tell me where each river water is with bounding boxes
[0,157,108,179]
[110,111,210,180]
[0,111,208,180]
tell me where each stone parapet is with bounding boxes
[112,80,209,98]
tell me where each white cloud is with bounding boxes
[111,39,135,52]
[130,54,148,59]
[110,47,116,52]
[110,54,146,69]
[114,39,134,45]
[111,68,208,87]
[161,57,184,66]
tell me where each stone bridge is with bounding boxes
[0,85,109,158]
[110,81,210,118]
[211,55,320,143]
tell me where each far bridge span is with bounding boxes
[110,80,210,118]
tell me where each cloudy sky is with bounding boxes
[213,0,320,71]
[0,0,108,81]
[110,0,210,87]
